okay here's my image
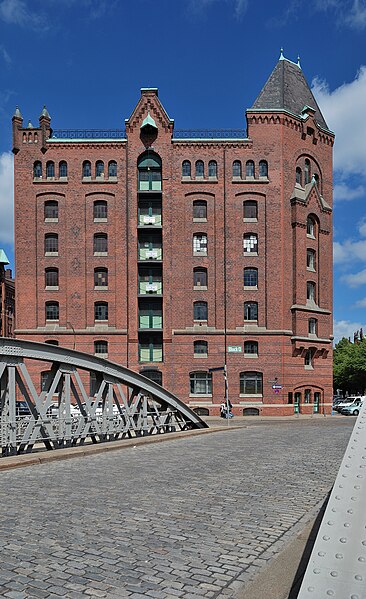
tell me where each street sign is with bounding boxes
[272,384,282,390]
[228,346,242,353]
[208,366,225,372]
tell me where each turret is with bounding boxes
[39,105,51,153]
[12,106,23,154]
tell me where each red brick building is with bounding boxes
[0,250,15,338]
[13,54,334,415]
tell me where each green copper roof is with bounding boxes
[13,106,22,119]
[140,112,158,131]
[0,249,10,265]
[40,105,50,119]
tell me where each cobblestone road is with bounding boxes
[0,418,354,599]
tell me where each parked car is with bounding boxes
[341,402,363,416]
[16,400,31,416]
[334,396,365,413]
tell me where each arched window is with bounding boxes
[94,302,108,321]
[193,233,207,255]
[244,341,258,355]
[233,160,242,178]
[44,233,58,254]
[44,200,58,220]
[194,340,208,356]
[296,167,302,186]
[45,339,59,345]
[259,160,268,177]
[93,233,108,254]
[46,161,55,178]
[94,340,108,355]
[240,372,262,395]
[94,268,108,287]
[243,233,258,254]
[194,301,208,321]
[190,371,212,394]
[182,160,191,177]
[59,161,68,178]
[243,200,257,220]
[140,369,163,386]
[307,281,316,302]
[33,161,42,178]
[45,301,59,321]
[96,160,104,177]
[244,268,258,287]
[193,200,207,220]
[304,349,313,368]
[45,268,59,288]
[193,267,207,288]
[244,301,258,321]
[307,215,316,237]
[108,160,117,177]
[246,160,255,177]
[93,200,108,220]
[304,159,311,184]
[138,152,162,191]
[208,160,217,178]
[195,160,204,178]
[307,249,316,271]
[309,318,317,335]
[83,160,91,177]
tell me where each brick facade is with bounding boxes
[13,57,334,416]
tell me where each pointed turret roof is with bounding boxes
[251,55,329,131]
[0,249,10,265]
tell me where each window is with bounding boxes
[193,267,207,288]
[244,341,258,355]
[307,216,316,237]
[138,267,162,294]
[244,302,258,321]
[139,336,163,362]
[45,268,59,287]
[59,161,67,178]
[240,371,262,395]
[304,159,311,184]
[138,300,162,329]
[44,200,58,220]
[307,249,316,271]
[195,160,204,178]
[305,349,313,368]
[94,268,108,287]
[208,161,217,178]
[243,200,257,220]
[108,160,117,177]
[182,160,191,177]
[194,340,208,356]
[46,161,55,178]
[243,233,258,254]
[190,372,212,395]
[233,160,242,178]
[33,161,42,178]
[45,339,59,345]
[94,302,108,321]
[45,233,58,254]
[304,389,311,403]
[307,281,316,302]
[193,201,207,220]
[246,160,255,177]
[45,301,59,321]
[296,167,302,186]
[194,301,208,321]
[309,318,317,335]
[94,233,108,254]
[313,173,319,185]
[193,233,207,255]
[259,160,268,177]
[138,153,162,191]
[94,340,108,355]
[94,200,108,220]
[140,369,162,386]
[244,268,258,287]
[82,160,91,177]
[96,160,104,177]
[41,371,50,392]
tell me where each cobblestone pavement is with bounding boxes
[0,418,354,599]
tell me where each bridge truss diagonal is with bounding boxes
[0,338,207,456]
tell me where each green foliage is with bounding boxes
[334,337,366,394]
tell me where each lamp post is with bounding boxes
[66,321,76,350]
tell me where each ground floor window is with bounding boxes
[240,371,262,395]
[190,371,212,395]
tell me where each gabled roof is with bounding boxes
[250,56,329,131]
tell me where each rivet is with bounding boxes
[335,553,343,559]
[318,551,326,557]
[335,495,341,500]
[347,509,354,514]
[313,568,321,574]
[354,485,361,489]
[358,557,366,562]
[330,571,338,577]
[344,523,351,528]
[351,595,360,599]
[340,538,347,543]
[362,540,366,545]
[351,497,357,501]
[327,521,334,526]
[307,587,315,592]
[342,474,347,478]
[326,591,334,596]
[323,535,330,541]
[331,508,337,513]
[355,575,363,581]
[345,464,350,468]
[357,475,364,479]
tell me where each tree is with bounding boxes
[334,337,366,394]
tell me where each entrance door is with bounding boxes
[313,392,320,413]
[294,392,301,414]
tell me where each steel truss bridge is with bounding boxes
[0,338,207,456]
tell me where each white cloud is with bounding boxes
[0,152,14,245]
[0,0,45,28]
[333,182,365,202]
[0,44,11,65]
[341,268,366,287]
[312,67,366,179]
[354,297,366,308]
[314,0,366,30]
[187,0,249,18]
[333,239,366,264]
[333,319,366,344]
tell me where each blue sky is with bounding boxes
[1,0,366,343]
